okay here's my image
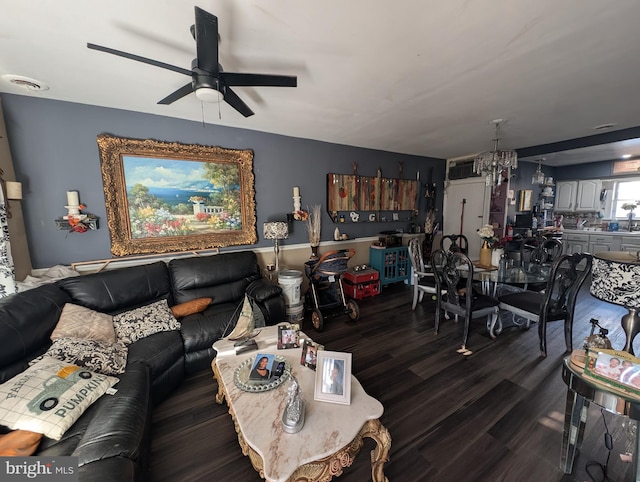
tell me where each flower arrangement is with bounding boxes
[622,201,640,211]
[477,224,498,245]
[67,214,89,233]
[66,205,100,234]
[293,210,309,221]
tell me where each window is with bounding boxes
[612,179,640,218]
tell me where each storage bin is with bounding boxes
[343,279,381,299]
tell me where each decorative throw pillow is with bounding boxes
[170,297,212,318]
[112,299,181,345]
[0,357,119,440]
[31,338,128,376]
[51,303,116,343]
[0,430,43,456]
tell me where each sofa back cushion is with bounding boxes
[57,262,172,315]
[169,252,261,305]
[0,284,71,383]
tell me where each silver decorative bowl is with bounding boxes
[234,355,291,392]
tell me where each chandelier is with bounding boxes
[473,119,518,189]
[531,159,546,185]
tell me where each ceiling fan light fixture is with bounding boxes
[195,86,224,103]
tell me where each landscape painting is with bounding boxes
[123,156,242,238]
[98,135,257,256]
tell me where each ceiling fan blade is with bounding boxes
[221,72,297,87]
[158,83,194,105]
[87,43,192,76]
[194,6,219,75]
[223,87,254,117]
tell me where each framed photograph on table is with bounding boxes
[248,354,275,381]
[314,351,352,405]
[277,325,300,349]
[299,339,323,370]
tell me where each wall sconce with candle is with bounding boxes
[55,190,99,233]
[288,186,309,222]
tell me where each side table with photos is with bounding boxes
[211,324,391,482]
[561,349,640,480]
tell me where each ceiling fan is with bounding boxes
[87,6,297,117]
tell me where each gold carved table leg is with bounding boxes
[286,418,391,482]
[211,360,226,405]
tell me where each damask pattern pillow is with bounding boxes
[0,357,118,440]
[31,338,128,376]
[51,303,116,343]
[112,299,180,345]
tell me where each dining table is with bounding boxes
[472,261,552,297]
[468,262,553,337]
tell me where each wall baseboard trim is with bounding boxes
[67,236,379,274]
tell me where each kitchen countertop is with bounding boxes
[561,229,640,236]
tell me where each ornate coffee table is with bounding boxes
[212,326,391,482]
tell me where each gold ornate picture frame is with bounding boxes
[97,134,257,256]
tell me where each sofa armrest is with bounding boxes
[246,280,285,325]
[246,279,282,302]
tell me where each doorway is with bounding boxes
[443,178,489,260]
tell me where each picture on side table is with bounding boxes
[299,339,323,370]
[277,325,299,349]
[248,354,275,382]
[314,351,352,405]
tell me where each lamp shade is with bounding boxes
[590,251,640,308]
[263,222,288,240]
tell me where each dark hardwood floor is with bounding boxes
[148,280,636,482]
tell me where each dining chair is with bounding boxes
[541,238,563,265]
[516,236,563,292]
[520,236,563,266]
[431,249,500,353]
[439,234,469,255]
[408,238,438,309]
[498,252,592,357]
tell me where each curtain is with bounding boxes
[0,183,16,297]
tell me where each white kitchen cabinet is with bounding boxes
[620,236,640,253]
[563,233,589,255]
[588,234,619,254]
[555,181,577,211]
[576,179,602,211]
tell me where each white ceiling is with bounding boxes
[2,0,640,164]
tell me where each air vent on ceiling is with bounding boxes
[1,75,49,92]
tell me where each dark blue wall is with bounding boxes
[1,94,445,268]
[553,161,613,181]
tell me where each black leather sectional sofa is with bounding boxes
[0,251,285,481]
